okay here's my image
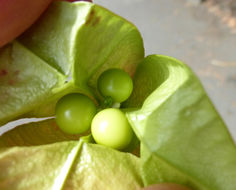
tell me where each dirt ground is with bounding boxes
[205,0,236,32]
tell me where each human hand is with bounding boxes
[0,0,92,48]
[0,0,53,47]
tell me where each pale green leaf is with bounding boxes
[0,42,65,125]
[0,140,142,190]
[126,55,236,190]
[0,119,82,148]
[0,1,144,123]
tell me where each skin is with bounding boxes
[0,0,94,47]
[142,184,191,190]
[0,0,53,47]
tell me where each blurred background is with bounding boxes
[95,0,236,140]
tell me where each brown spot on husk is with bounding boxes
[0,69,8,76]
[92,16,101,26]
[85,9,95,25]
